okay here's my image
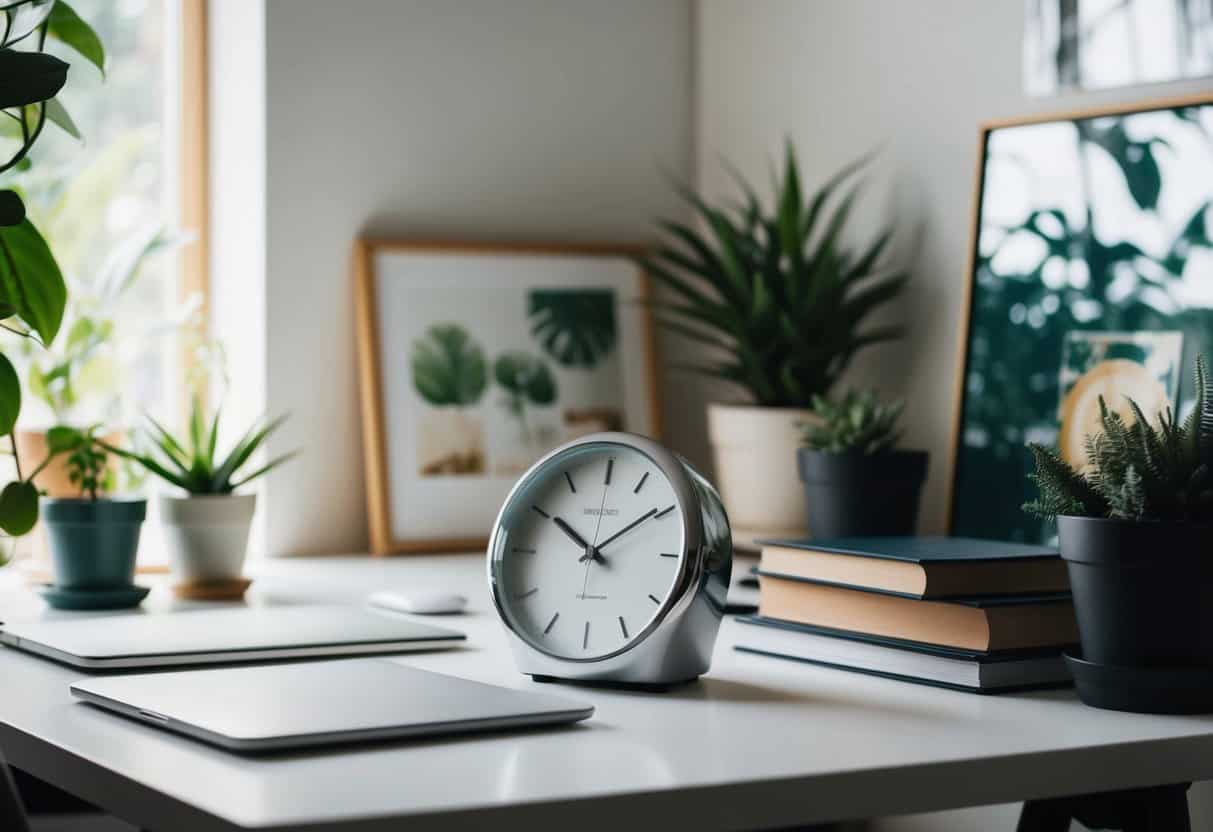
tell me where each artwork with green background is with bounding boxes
[952,100,1213,543]
[0,0,104,561]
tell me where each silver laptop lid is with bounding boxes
[71,658,594,751]
[0,605,464,669]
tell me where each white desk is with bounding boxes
[1,554,1212,831]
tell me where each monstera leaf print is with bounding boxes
[528,289,616,369]
[411,324,488,407]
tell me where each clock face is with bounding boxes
[491,441,687,661]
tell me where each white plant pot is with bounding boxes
[158,493,257,584]
[707,403,814,540]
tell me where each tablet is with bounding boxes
[71,658,594,752]
[0,605,464,669]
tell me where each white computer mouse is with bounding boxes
[368,590,468,615]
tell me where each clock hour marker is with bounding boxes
[532,505,550,519]
[564,471,576,493]
[512,546,536,554]
[648,593,661,604]
[618,616,628,638]
[583,621,590,649]
[655,504,676,519]
[659,552,678,558]
[633,471,649,493]
[543,612,560,634]
[604,458,614,485]
[515,587,538,600]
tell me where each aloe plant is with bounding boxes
[411,323,487,407]
[641,142,907,407]
[493,351,556,441]
[105,398,298,495]
[801,389,904,455]
[528,289,616,369]
[0,1,105,558]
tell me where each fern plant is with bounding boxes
[801,389,904,455]
[1024,356,1213,523]
[640,142,907,407]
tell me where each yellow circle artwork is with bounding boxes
[1059,359,1170,471]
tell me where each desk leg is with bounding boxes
[1018,783,1191,832]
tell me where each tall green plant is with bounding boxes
[0,0,104,557]
[641,142,907,407]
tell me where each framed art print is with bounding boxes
[354,239,662,555]
[948,93,1213,544]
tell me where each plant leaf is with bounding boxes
[47,1,106,76]
[0,190,24,226]
[0,480,38,536]
[0,351,18,435]
[0,50,69,109]
[43,96,80,140]
[0,218,67,343]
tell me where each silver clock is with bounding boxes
[487,432,732,687]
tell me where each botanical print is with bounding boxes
[407,287,622,478]
[953,102,1213,543]
[1025,0,1213,96]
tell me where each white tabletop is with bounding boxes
[2,554,1213,831]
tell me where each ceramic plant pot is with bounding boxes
[1058,515,1213,713]
[158,493,257,584]
[42,498,147,589]
[707,404,814,540]
[797,449,928,539]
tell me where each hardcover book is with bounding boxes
[758,536,1068,599]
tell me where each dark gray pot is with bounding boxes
[797,449,928,539]
[42,498,147,589]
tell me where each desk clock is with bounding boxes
[488,432,732,687]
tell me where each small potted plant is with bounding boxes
[642,143,907,540]
[107,399,297,591]
[39,426,149,609]
[798,390,927,538]
[1024,355,1213,713]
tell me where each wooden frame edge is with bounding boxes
[944,90,1213,534]
[179,0,210,407]
[352,237,661,556]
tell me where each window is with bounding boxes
[13,0,206,433]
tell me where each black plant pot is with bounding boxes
[797,449,928,539]
[1058,515,1213,713]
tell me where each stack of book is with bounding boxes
[736,536,1079,694]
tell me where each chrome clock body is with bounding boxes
[488,432,732,686]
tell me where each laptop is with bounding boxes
[71,658,594,752]
[0,605,464,669]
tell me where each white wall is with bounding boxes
[696,0,1213,537]
[259,0,695,555]
[695,2,1213,828]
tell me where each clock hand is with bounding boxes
[596,507,659,551]
[553,517,590,550]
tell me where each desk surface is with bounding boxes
[2,554,1213,831]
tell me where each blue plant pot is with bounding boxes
[42,498,147,589]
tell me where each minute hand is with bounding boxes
[596,508,658,551]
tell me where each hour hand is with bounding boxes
[553,516,590,550]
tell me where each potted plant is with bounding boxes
[798,389,926,538]
[0,2,105,569]
[107,399,297,590]
[38,425,148,609]
[1024,355,1213,713]
[642,143,907,539]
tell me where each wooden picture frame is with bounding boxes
[946,91,1213,542]
[354,239,663,555]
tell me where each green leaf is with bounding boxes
[0,50,69,109]
[0,351,18,435]
[0,218,66,343]
[410,324,488,406]
[43,96,80,140]
[0,480,38,536]
[45,425,82,453]
[47,1,106,77]
[0,190,24,226]
[528,289,616,369]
